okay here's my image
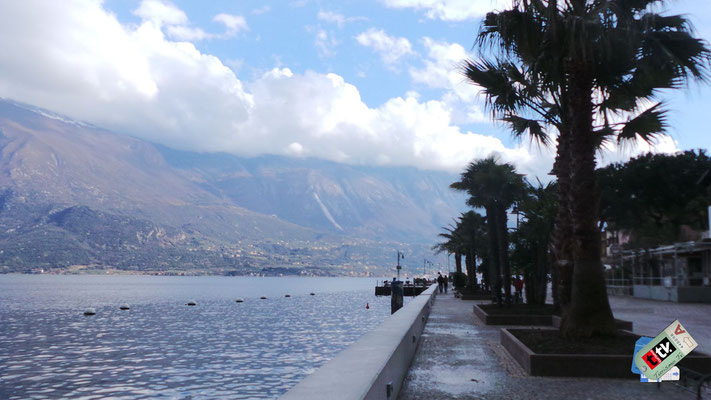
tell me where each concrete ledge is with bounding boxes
[473,304,553,326]
[551,315,633,331]
[501,329,711,378]
[472,305,633,330]
[280,284,438,400]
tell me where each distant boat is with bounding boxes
[84,308,96,316]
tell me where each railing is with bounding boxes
[605,278,633,296]
[605,278,633,287]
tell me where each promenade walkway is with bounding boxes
[399,291,705,400]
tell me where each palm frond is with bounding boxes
[502,114,550,147]
[617,103,667,144]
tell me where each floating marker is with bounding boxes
[84,308,96,316]
[119,304,130,310]
[366,303,370,309]
[260,296,267,300]
[235,298,244,303]
[187,301,197,306]
[285,294,291,298]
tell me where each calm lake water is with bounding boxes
[0,275,398,399]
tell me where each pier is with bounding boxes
[374,281,430,297]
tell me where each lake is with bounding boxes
[0,275,398,399]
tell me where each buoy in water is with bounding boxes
[235,298,244,303]
[366,303,370,310]
[285,294,291,298]
[260,296,267,300]
[119,304,130,310]
[187,301,197,306]
[84,308,96,316]
[310,293,315,296]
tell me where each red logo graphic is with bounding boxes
[643,350,661,369]
[674,324,686,335]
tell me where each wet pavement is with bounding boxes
[398,292,704,400]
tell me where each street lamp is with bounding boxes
[397,251,405,280]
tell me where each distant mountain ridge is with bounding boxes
[0,98,466,274]
[156,145,465,242]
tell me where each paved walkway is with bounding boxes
[399,292,704,400]
[608,295,711,354]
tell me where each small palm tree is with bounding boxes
[451,156,525,304]
[432,224,464,274]
[511,180,557,305]
[458,211,487,290]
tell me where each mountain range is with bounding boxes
[0,98,466,275]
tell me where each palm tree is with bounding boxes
[463,0,710,337]
[451,156,525,304]
[511,180,557,304]
[432,224,464,274]
[459,211,487,290]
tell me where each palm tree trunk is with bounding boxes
[552,122,574,311]
[482,261,490,292]
[455,252,462,274]
[560,65,616,338]
[524,271,534,304]
[466,249,476,289]
[486,205,501,304]
[534,240,549,305]
[497,204,511,304]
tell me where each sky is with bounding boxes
[0,0,709,180]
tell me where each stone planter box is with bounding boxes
[473,304,553,326]
[551,315,633,331]
[500,328,711,378]
[472,304,635,330]
[501,328,637,378]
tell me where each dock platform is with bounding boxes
[375,284,429,296]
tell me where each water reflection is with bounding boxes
[0,276,396,399]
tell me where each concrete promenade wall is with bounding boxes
[633,285,677,302]
[633,285,711,303]
[280,284,438,400]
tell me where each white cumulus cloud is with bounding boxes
[356,28,415,66]
[382,0,510,21]
[3,0,660,181]
[134,0,188,25]
[213,14,249,36]
[134,0,246,41]
[410,38,486,123]
[317,11,365,27]
[314,29,339,57]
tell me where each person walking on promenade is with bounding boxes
[436,273,444,293]
[444,275,448,293]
